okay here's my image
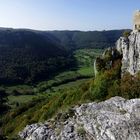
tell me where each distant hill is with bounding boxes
[47,30,128,50]
[0,28,128,84]
[0,28,75,84]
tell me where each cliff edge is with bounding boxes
[116,31,140,75]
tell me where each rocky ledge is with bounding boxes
[19,97,140,140]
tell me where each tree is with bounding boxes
[0,89,9,114]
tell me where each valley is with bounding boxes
[0,28,134,139]
[4,48,103,108]
[0,1,139,139]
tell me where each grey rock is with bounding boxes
[19,97,140,140]
[116,31,140,75]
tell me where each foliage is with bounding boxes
[123,30,131,38]
[0,89,9,114]
[8,95,36,108]
[49,30,125,50]
[0,29,77,84]
[0,28,124,85]
[77,126,86,136]
[92,60,121,100]
[96,48,122,72]
[5,85,35,96]
[74,48,103,67]
[96,57,106,71]
[120,72,140,99]
[92,55,140,100]
[1,80,92,137]
[37,48,103,93]
[107,80,120,98]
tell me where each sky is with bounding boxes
[0,0,139,31]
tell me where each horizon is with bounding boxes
[0,0,139,31]
[0,26,131,32]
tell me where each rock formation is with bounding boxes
[19,97,140,140]
[116,31,140,75]
[94,47,121,76]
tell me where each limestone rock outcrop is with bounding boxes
[116,31,140,75]
[19,97,140,140]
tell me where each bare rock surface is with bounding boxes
[116,31,140,75]
[19,97,140,140]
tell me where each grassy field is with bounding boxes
[5,85,35,95]
[74,48,103,76]
[51,78,89,91]
[8,95,37,108]
[8,95,36,103]
[7,78,89,109]
[78,67,94,76]
[74,48,103,67]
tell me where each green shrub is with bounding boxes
[91,59,121,100]
[123,31,131,38]
[77,126,86,136]
[107,80,121,98]
[11,90,21,96]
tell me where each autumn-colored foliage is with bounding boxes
[120,72,140,98]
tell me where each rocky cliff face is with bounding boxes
[116,31,140,75]
[19,97,140,140]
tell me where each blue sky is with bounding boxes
[0,0,139,31]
